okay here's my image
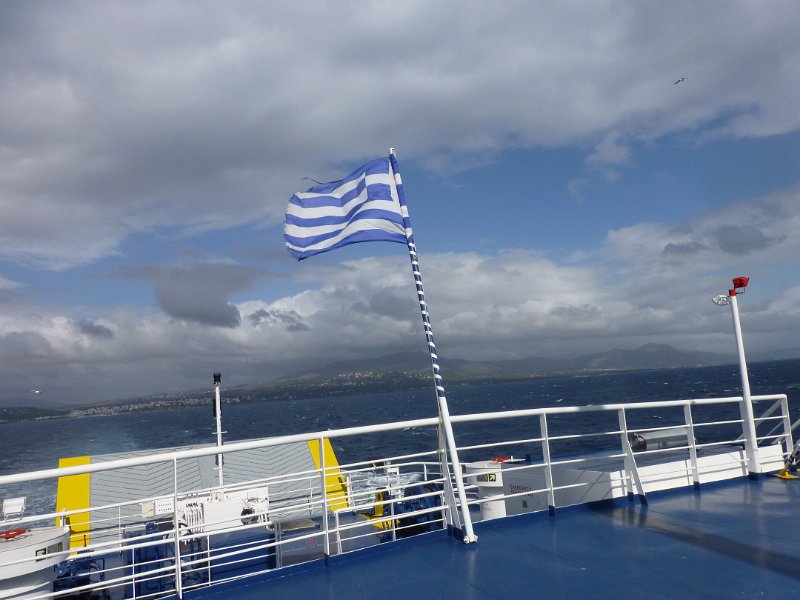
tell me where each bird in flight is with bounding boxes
[674,77,687,85]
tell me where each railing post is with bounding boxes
[173,457,183,598]
[781,396,794,459]
[683,404,701,490]
[618,409,634,500]
[318,437,330,557]
[131,546,137,600]
[622,436,648,505]
[617,408,647,504]
[335,511,343,554]
[389,483,397,542]
[206,533,212,583]
[539,414,556,516]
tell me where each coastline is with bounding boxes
[0,359,781,424]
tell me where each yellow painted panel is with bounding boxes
[55,456,91,550]
[307,439,349,512]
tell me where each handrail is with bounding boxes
[4,395,785,486]
[0,416,440,485]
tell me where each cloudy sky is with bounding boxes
[1,1,799,407]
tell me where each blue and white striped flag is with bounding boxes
[284,156,408,260]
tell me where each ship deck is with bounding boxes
[184,474,800,599]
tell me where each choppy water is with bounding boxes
[2,360,798,514]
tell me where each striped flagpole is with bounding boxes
[389,149,477,543]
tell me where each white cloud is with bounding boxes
[1,2,799,268]
[606,186,800,271]
[1,234,797,407]
[0,276,21,290]
[5,209,796,408]
[585,133,633,182]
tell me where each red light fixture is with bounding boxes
[729,276,750,296]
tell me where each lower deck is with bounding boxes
[187,474,800,599]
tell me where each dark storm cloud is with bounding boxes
[122,262,262,328]
[74,319,113,339]
[367,287,418,321]
[712,225,781,255]
[163,295,240,328]
[549,304,601,322]
[154,271,247,328]
[0,331,52,359]
[663,241,709,257]
[248,308,310,331]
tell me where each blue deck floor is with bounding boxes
[185,476,800,599]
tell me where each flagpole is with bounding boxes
[389,149,477,544]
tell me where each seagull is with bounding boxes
[674,77,687,85]
[31,389,41,394]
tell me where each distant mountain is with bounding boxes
[273,351,435,382]
[270,343,732,387]
[571,343,731,370]
[0,344,738,423]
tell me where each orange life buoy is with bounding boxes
[0,528,27,540]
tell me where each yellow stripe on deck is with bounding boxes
[56,456,91,550]
[307,439,349,512]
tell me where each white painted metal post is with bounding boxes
[434,394,475,542]
[131,548,138,600]
[319,437,330,556]
[389,483,397,543]
[213,373,224,488]
[683,404,700,489]
[435,422,461,530]
[729,293,761,477]
[618,408,647,503]
[539,414,556,515]
[389,149,476,543]
[618,409,634,499]
[335,511,343,555]
[780,396,793,458]
[172,458,183,598]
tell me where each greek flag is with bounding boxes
[284,156,408,260]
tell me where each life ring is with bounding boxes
[0,528,27,540]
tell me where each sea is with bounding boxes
[1,360,799,514]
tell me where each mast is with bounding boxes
[389,149,477,543]
[713,276,760,478]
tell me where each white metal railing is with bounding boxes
[450,394,791,515]
[0,393,792,599]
